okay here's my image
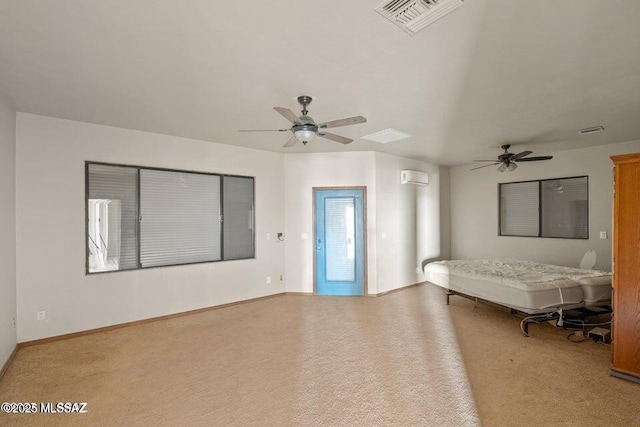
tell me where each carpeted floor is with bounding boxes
[0,283,638,426]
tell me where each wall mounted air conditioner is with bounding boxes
[400,170,429,186]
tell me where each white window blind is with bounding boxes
[87,164,138,272]
[140,169,221,267]
[87,162,255,273]
[541,177,588,239]
[324,197,356,282]
[500,176,589,239]
[222,176,255,260]
[500,181,539,236]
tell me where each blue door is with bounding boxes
[315,188,366,296]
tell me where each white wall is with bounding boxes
[15,114,286,342]
[450,140,640,271]
[284,152,378,294]
[375,152,450,293]
[0,92,17,367]
[284,151,450,295]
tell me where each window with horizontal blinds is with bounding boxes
[499,176,589,239]
[541,177,589,239]
[87,164,138,272]
[500,181,539,236]
[500,181,540,236]
[324,197,356,282]
[222,176,254,260]
[86,161,255,274]
[140,170,221,267]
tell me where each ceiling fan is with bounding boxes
[239,95,366,147]
[471,144,553,172]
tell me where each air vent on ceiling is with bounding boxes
[578,126,605,135]
[375,0,465,36]
[362,128,412,144]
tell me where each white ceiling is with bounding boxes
[0,0,639,165]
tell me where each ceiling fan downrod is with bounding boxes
[297,95,312,116]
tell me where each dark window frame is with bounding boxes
[85,161,255,275]
[498,175,589,239]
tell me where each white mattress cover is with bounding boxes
[426,270,583,314]
[425,259,610,290]
[424,259,611,312]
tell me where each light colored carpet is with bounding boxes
[446,288,640,426]
[0,283,638,426]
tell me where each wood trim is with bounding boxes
[312,186,368,296]
[375,282,425,297]
[285,292,314,296]
[362,188,369,296]
[18,293,285,348]
[0,345,19,381]
[313,188,317,295]
[611,153,640,165]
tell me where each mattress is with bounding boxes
[424,259,611,314]
[575,276,612,305]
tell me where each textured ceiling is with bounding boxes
[0,0,639,165]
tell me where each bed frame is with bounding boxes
[443,288,612,337]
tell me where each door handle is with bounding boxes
[317,239,322,251]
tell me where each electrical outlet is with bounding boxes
[266,276,271,284]
[600,231,607,239]
[37,310,46,321]
[280,274,283,281]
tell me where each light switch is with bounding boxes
[599,231,607,239]
[381,232,387,239]
[301,233,308,240]
[266,233,271,241]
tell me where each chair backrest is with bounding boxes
[579,250,597,270]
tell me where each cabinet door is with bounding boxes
[613,161,640,376]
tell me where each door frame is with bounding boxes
[312,186,368,296]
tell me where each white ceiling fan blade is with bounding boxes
[319,132,353,144]
[273,107,302,124]
[239,129,289,132]
[318,116,366,129]
[470,162,500,171]
[283,136,298,148]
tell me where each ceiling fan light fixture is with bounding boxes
[292,123,318,144]
[242,96,365,147]
[294,129,316,143]
[472,144,552,172]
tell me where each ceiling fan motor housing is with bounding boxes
[292,123,318,144]
[498,153,512,163]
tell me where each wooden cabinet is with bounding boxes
[611,153,640,384]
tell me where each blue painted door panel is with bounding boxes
[315,189,365,296]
